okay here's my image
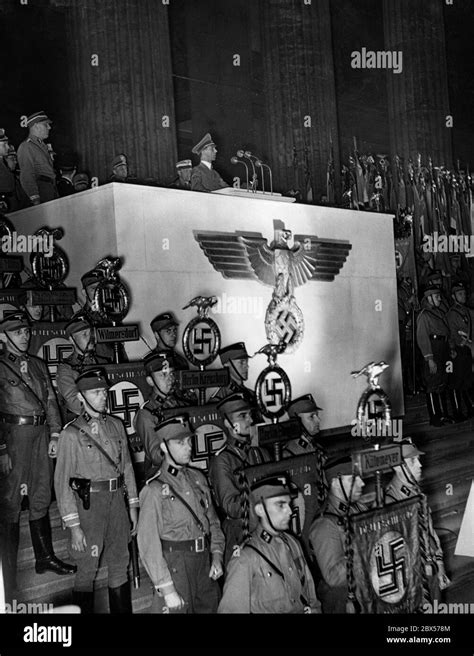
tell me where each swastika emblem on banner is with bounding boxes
[108,381,144,435]
[37,338,74,388]
[183,316,221,367]
[192,326,213,354]
[191,425,226,470]
[274,310,299,344]
[256,366,291,419]
[370,531,407,604]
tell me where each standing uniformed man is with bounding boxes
[0,311,76,603]
[446,282,473,420]
[0,129,29,212]
[308,456,368,613]
[17,111,58,205]
[416,287,455,427]
[208,393,270,566]
[54,369,139,614]
[190,133,229,192]
[148,312,189,371]
[384,439,450,600]
[211,342,262,425]
[283,394,328,553]
[137,413,224,613]
[134,352,195,478]
[422,271,449,313]
[218,474,320,613]
[72,269,123,362]
[56,317,109,424]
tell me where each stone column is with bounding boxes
[64,0,177,183]
[383,0,453,166]
[259,0,340,200]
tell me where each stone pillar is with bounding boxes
[383,0,453,166]
[260,0,340,200]
[65,0,177,183]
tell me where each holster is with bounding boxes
[69,477,91,510]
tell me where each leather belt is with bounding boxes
[37,175,55,183]
[161,535,209,553]
[90,475,124,492]
[0,413,46,426]
[430,334,447,341]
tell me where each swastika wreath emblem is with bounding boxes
[369,530,408,604]
[256,365,291,420]
[265,296,304,354]
[182,316,220,368]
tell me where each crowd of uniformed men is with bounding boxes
[0,110,452,614]
[0,260,450,614]
[0,110,229,212]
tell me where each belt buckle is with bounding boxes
[195,536,205,553]
[33,415,40,426]
[109,478,118,492]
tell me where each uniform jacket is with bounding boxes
[190,162,228,192]
[208,438,269,521]
[17,136,57,202]
[134,391,194,473]
[137,463,225,593]
[0,349,62,441]
[218,529,320,613]
[416,300,452,359]
[446,302,472,347]
[54,412,139,529]
[56,351,108,416]
[0,159,28,211]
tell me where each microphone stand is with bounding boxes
[231,156,249,189]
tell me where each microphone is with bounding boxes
[243,151,258,192]
[231,156,249,190]
[256,159,273,195]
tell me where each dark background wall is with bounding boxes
[0,0,472,194]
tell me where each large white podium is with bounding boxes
[7,183,402,430]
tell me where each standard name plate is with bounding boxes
[353,443,403,477]
[178,369,229,389]
[0,256,23,272]
[27,289,77,306]
[95,324,140,343]
[258,418,301,446]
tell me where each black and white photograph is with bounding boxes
[0,0,473,652]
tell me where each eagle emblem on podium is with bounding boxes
[194,220,352,352]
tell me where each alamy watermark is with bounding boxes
[1,599,54,613]
[350,418,403,439]
[422,232,474,255]
[351,48,403,74]
[211,292,264,319]
[1,231,53,257]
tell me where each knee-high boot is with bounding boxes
[29,515,77,575]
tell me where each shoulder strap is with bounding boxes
[155,476,205,533]
[0,358,46,413]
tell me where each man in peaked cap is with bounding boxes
[0,129,29,212]
[54,368,139,614]
[218,473,321,613]
[416,286,455,427]
[149,311,189,372]
[56,152,78,197]
[308,455,368,613]
[137,413,224,613]
[208,392,270,566]
[170,159,192,190]
[17,111,58,205]
[283,394,328,555]
[109,153,129,182]
[212,341,263,426]
[384,438,450,598]
[56,316,109,423]
[190,132,229,193]
[446,281,473,421]
[134,352,196,479]
[0,311,76,604]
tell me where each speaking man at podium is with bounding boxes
[190,133,229,192]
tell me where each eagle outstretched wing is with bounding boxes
[193,230,275,286]
[292,235,352,285]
